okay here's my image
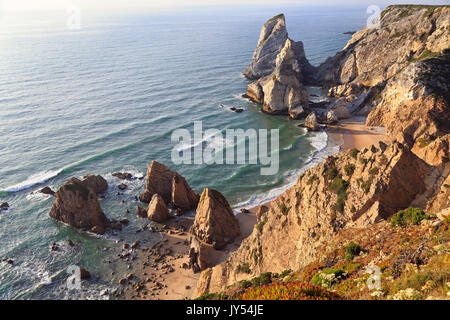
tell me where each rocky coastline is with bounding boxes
[4,5,447,300]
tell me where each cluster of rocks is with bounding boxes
[135,161,200,224]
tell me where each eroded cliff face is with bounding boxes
[202,6,450,298]
[195,142,449,296]
[318,5,449,88]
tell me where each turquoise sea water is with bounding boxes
[0,6,367,299]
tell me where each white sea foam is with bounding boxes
[3,169,63,193]
[233,130,341,213]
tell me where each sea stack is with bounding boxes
[49,178,110,234]
[244,14,312,116]
[191,188,240,250]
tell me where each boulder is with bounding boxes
[304,112,319,131]
[139,161,174,203]
[80,267,91,280]
[1,202,10,211]
[330,98,351,119]
[191,188,240,250]
[171,173,200,211]
[147,194,170,223]
[189,236,215,273]
[82,174,108,194]
[40,186,55,196]
[326,110,339,124]
[289,106,305,119]
[49,178,110,234]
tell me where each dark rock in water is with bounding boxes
[118,183,127,191]
[136,206,147,218]
[80,267,91,280]
[0,202,9,211]
[49,178,110,235]
[40,187,55,196]
[111,222,122,231]
[343,31,356,35]
[120,218,129,225]
[66,239,74,247]
[112,172,134,181]
[82,174,108,194]
[50,242,59,251]
[6,259,14,265]
[234,108,244,113]
[240,208,250,214]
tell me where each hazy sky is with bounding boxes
[1,0,448,12]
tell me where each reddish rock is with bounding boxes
[147,194,170,223]
[139,161,174,203]
[49,178,110,234]
[171,173,200,211]
[192,188,240,250]
[82,174,108,194]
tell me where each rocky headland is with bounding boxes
[195,5,450,300]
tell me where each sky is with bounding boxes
[0,0,448,12]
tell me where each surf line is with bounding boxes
[171,121,279,176]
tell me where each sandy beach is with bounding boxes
[327,116,392,151]
[122,116,392,300]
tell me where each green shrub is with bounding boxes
[344,163,355,176]
[251,272,272,287]
[350,148,359,159]
[257,217,268,233]
[312,268,344,287]
[307,174,318,185]
[369,167,379,175]
[195,292,229,300]
[360,177,373,193]
[236,263,251,274]
[390,208,430,227]
[279,202,289,215]
[345,243,362,261]
[329,177,349,195]
[326,167,338,180]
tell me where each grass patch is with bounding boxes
[326,167,338,180]
[257,216,268,233]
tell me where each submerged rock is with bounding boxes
[0,202,9,211]
[49,178,110,234]
[191,188,240,250]
[82,174,108,194]
[136,206,147,218]
[147,194,170,223]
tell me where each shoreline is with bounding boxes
[125,115,392,300]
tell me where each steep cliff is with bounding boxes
[195,142,449,296]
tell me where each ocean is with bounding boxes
[0,5,368,299]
